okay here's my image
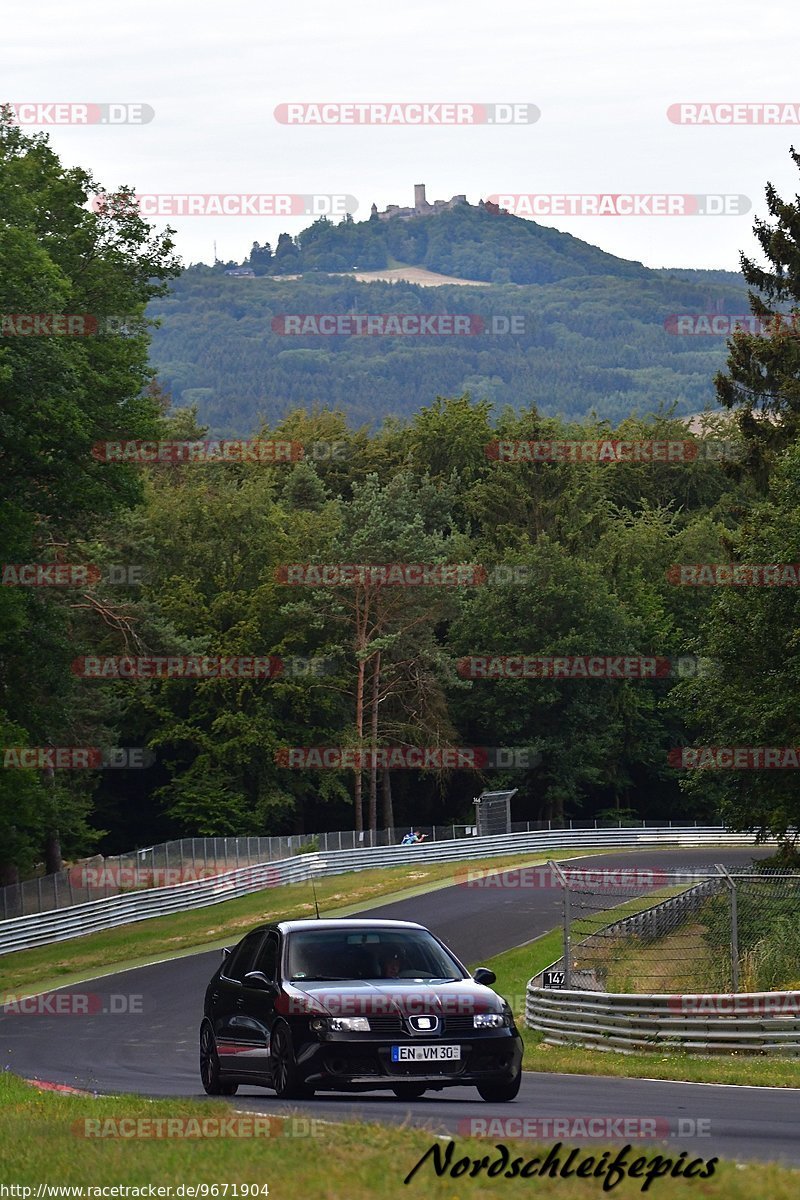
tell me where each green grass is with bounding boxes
[480,932,800,1088]
[1,849,614,998]
[1,1073,797,1196]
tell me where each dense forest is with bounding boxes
[149,265,749,434]
[2,113,799,882]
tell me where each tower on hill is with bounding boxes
[371,184,471,222]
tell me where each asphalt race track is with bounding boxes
[4,846,800,1168]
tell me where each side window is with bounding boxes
[254,934,279,981]
[223,932,265,983]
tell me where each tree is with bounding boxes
[273,232,299,268]
[308,471,469,831]
[715,147,800,489]
[0,110,179,875]
[248,241,272,274]
[672,442,800,845]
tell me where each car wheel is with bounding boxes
[477,1071,522,1102]
[391,1083,427,1101]
[200,1022,239,1096]
[270,1023,314,1100]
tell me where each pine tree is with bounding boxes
[715,147,800,489]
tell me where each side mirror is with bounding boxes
[244,971,278,994]
[473,967,497,986]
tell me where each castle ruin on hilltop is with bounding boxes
[371,183,498,221]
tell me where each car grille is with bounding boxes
[366,1016,404,1036]
[366,1014,486,1037]
[442,1015,479,1037]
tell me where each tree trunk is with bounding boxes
[381,768,394,834]
[44,828,62,875]
[353,655,365,832]
[43,764,63,873]
[368,651,381,833]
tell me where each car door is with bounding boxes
[238,930,281,1080]
[212,930,266,1073]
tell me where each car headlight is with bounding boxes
[473,1013,508,1029]
[310,1016,371,1033]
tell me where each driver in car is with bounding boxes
[379,947,403,978]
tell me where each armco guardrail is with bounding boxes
[0,819,724,920]
[525,986,800,1055]
[0,826,770,956]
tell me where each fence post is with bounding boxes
[716,863,739,993]
[548,860,570,989]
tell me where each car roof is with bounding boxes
[271,918,428,935]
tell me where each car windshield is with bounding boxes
[285,928,464,982]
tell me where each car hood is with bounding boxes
[278,978,505,1019]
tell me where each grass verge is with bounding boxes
[480,933,800,1088]
[1,1073,797,1196]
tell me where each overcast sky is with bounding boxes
[4,0,799,271]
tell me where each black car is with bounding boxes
[200,918,523,1101]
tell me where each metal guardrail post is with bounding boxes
[548,860,571,988]
[716,863,739,993]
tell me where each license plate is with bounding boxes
[391,1044,461,1062]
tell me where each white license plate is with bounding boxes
[391,1044,461,1062]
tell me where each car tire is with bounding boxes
[270,1023,315,1100]
[391,1083,427,1101]
[200,1022,239,1096]
[477,1071,522,1102]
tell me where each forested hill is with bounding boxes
[147,208,749,436]
[228,204,654,284]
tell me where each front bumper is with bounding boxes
[294,1028,523,1091]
